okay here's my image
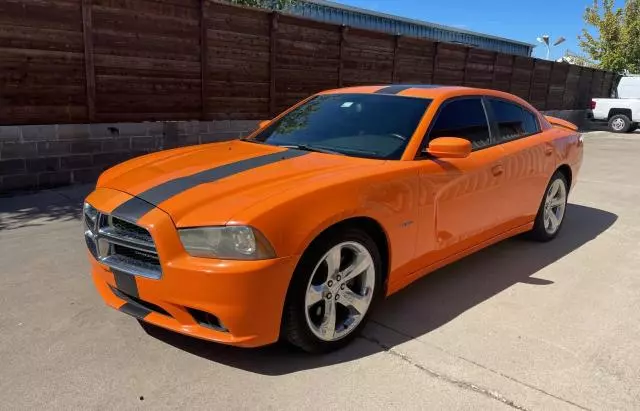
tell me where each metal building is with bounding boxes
[287,0,534,56]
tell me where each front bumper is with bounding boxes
[87,188,298,348]
[91,255,297,347]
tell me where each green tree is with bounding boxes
[579,0,640,73]
[224,0,293,10]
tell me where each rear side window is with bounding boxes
[429,98,491,149]
[488,99,540,142]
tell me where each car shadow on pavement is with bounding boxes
[141,203,617,375]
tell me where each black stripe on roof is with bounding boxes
[375,84,443,95]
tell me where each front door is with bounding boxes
[413,97,511,270]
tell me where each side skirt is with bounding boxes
[386,222,534,296]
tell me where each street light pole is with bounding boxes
[536,35,566,60]
[537,35,550,59]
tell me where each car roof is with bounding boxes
[320,84,529,106]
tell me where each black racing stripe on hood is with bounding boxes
[111,197,156,224]
[375,84,443,95]
[112,149,309,222]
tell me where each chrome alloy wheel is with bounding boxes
[611,117,626,131]
[304,241,375,341]
[543,178,567,235]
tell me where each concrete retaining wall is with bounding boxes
[0,120,259,194]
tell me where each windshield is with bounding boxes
[252,94,431,160]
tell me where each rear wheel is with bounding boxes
[609,114,632,133]
[529,172,568,242]
[282,228,382,353]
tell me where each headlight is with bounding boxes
[178,226,276,260]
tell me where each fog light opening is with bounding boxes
[187,308,228,332]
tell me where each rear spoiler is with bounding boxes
[544,116,578,131]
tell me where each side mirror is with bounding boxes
[425,137,472,159]
[258,120,271,129]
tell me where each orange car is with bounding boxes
[84,85,582,353]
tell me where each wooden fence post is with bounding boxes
[491,52,499,89]
[338,25,348,88]
[574,66,584,110]
[392,35,400,83]
[81,0,95,123]
[269,12,279,117]
[462,47,470,86]
[561,65,572,110]
[544,62,556,110]
[430,42,439,84]
[200,0,208,121]
[508,55,516,93]
[528,59,537,101]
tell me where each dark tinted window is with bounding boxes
[522,109,539,134]
[429,98,491,149]
[253,94,431,160]
[489,99,540,142]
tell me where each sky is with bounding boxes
[331,0,624,60]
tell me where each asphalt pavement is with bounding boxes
[1,130,639,410]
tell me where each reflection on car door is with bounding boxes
[484,98,557,227]
[412,98,513,272]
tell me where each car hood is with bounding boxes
[98,140,380,226]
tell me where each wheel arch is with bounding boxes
[300,216,391,291]
[608,108,633,121]
[556,164,573,189]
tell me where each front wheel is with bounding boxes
[529,172,569,242]
[282,228,382,353]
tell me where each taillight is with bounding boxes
[590,100,596,109]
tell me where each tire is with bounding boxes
[608,114,632,133]
[529,171,569,242]
[282,227,383,353]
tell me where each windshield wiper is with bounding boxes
[279,144,345,156]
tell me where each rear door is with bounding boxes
[414,97,512,268]
[484,97,556,227]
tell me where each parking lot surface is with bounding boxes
[1,130,639,410]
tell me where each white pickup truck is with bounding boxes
[590,76,640,133]
[590,98,640,133]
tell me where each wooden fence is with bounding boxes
[0,0,618,126]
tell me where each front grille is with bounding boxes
[110,216,152,242]
[84,204,162,279]
[113,244,159,265]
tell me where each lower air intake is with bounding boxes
[187,308,228,332]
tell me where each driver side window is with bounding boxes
[429,98,492,150]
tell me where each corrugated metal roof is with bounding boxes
[287,0,535,56]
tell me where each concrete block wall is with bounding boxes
[0,120,259,194]
[0,110,587,194]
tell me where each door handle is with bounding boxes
[491,164,504,176]
[544,144,554,156]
